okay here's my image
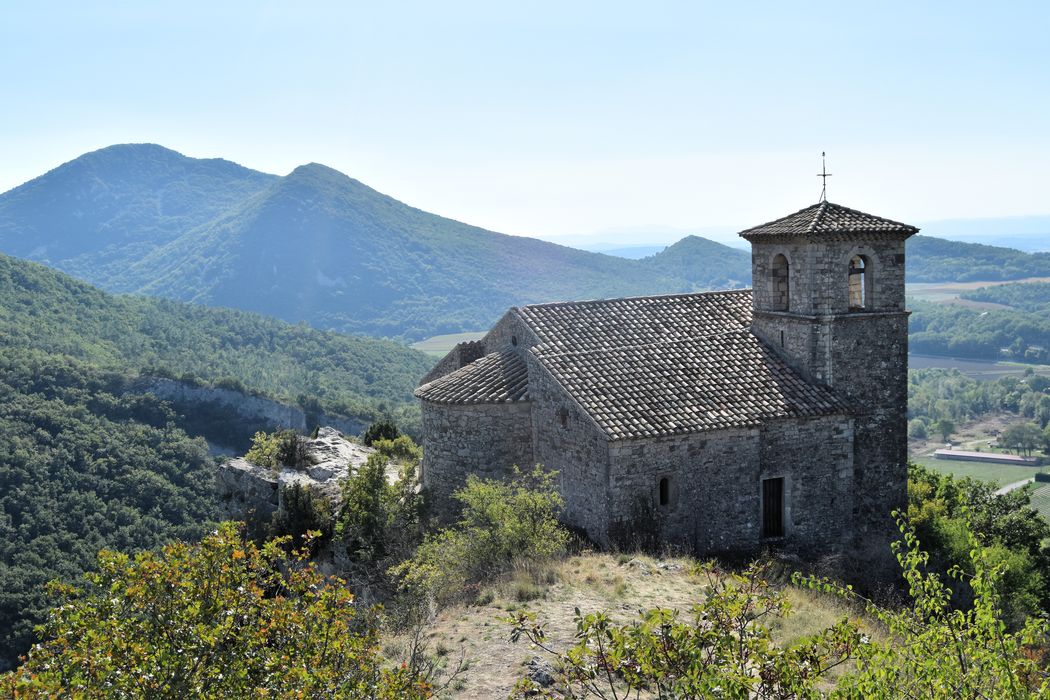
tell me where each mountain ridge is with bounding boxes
[2,144,1048,339]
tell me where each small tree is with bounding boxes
[244,428,308,469]
[1001,423,1043,457]
[936,418,955,442]
[393,466,568,606]
[363,419,400,446]
[335,435,426,589]
[269,483,333,552]
[0,523,431,698]
[908,418,928,439]
[797,516,1050,697]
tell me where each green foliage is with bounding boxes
[909,298,1050,364]
[1001,422,1045,456]
[797,516,1050,698]
[372,434,424,463]
[509,560,859,698]
[963,281,1050,313]
[908,418,928,439]
[0,523,432,698]
[908,368,1050,430]
[906,235,1050,283]
[393,467,569,605]
[364,418,401,446]
[268,483,333,551]
[0,251,432,431]
[336,442,425,571]
[244,429,308,470]
[511,517,1050,698]
[936,417,955,442]
[0,349,216,668]
[908,463,1050,626]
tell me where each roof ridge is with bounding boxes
[738,202,824,237]
[518,287,752,312]
[806,200,829,234]
[532,327,752,360]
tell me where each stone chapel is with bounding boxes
[415,201,918,560]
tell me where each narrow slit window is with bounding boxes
[762,477,784,538]
[659,477,670,507]
[770,254,789,311]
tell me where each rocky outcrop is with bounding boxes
[216,427,378,522]
[132,377,368,435]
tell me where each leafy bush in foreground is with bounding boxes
[510,517,1050,698]
[0,523,431,698]
[393,466,569,605]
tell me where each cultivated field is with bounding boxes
[1027,483,1050,523]
[911,455,1039,487]
[411,331,486,357]
[906,277,1050,304]
[909,354,1050,380]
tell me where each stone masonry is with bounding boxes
[415,200,917,564]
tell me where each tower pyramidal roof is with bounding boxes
[739,200,919,240]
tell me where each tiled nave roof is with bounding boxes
[537,329,848,440]
[417,289,848,437]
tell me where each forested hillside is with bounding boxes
[3,145,1048,341]
[0,144,276,285]
[910,283,1050,363]
[962,281,1050,313]
[0,349,217,668]
[906,235,1050,282]
[638,235,751,289]
[0,243,437,668]
[0,253,432,426]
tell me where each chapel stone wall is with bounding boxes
[418,400,534,520]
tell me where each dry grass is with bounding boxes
[386,550,872,699]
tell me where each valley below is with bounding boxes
[2,143,1050,693]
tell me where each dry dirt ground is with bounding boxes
[384,551,862,699]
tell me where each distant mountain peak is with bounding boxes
[289,162,346,178]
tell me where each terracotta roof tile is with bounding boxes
[537,330,848,439]
[518,289,752,353]
[415,350,529,405]
[739,201,918,240]
[418,289,848,436]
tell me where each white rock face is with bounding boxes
[217,427,385,521]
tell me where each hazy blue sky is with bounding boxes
[2,2,1047,245]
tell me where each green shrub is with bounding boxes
[244,429,308,470]
[269,483,333,552]
[393,466,568,605]
[363,419,400,446]
[0,523,432,698]
[373,434,423,463]
[336,452,425,570]
[908,462,1050,625]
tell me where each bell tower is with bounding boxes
[739,201,918,555]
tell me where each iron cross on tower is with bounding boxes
[817,151,832,202]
